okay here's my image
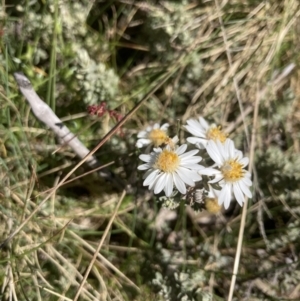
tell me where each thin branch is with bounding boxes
[13,72,123,188]
[14,72,97,166]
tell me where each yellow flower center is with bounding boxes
[149,129,169,147]
[220,159,244,182]
[154,149,180,173]
[205,197,221,214]
[206,126,227,143]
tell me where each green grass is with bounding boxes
[1,0,300,300]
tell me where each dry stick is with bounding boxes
[226,62,296,301]
[228,62,296,298]
[13,73,96,163]
[73,190,128,301]
[218,6,297,300]
[227,91,259,301]
[13,72,120,185]
[1,69,174,247]
[212,1,253,299]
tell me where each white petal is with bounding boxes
[225,139,235,159]
[173,173,186,194]
[235,150,243,161]
[233,183,245,206]
[172,135,179,144]
[187,118,206,129]
[186,119,206,130]
[160,123,169,130]
[206,141,223,165]
[143,169,154,179]
[176,167,195,186]
[149,177,158,190]
[178,168,201,182]
[136,141,145,148]
[187,137,207,145]
[186,119,202,128]
[245,171,252,178]
[219,184,232,209]
[181,162,203,170]
[164,173,173,196]
[139,154,151,162]
[215,140,226,161]
[239,180,252,198]
[240,157,249,167]
[138,163,151,170]
[154,173,167,194]
[143,170,159,186]
[242,174,252,186]
[199,167,220,176]
[195,142,207,149]
[189,170,202,182]
[180,156,202,165]
[137,131,147,138]
[136,138,151,147]
[185,126,206,138]
[199,117,209,130]
[179,149,199,159]
[195,164,205,170]
[176,144,188,155]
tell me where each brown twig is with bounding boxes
[13,72,125,188]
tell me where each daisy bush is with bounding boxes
[137,117,253,211]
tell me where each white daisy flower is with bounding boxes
[199,139,252,209]
[136,123,169,148]
[184,117,227,149]
[138,144,203,197]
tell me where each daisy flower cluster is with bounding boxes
[137,117,252,211]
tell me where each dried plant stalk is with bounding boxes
[13,72,118,183]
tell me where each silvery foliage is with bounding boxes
[8,0,119,105]
[151,244,217,301]
[152,271,213,301]
[75,49,119,105]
